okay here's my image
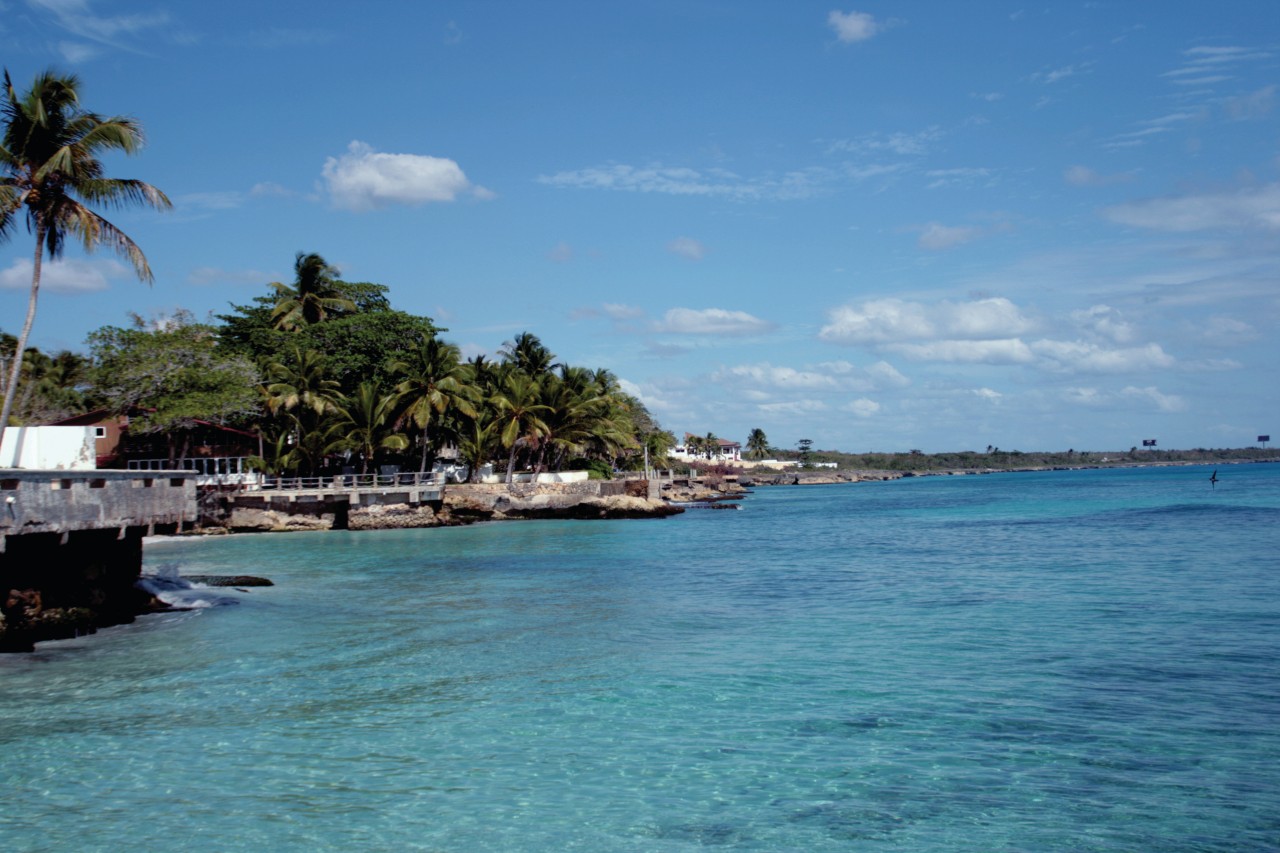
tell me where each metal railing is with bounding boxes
[258,471,442,492]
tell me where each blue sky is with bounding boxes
[1,1,1276,453]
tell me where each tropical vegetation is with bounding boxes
[0,67,170,452]
[2,244,676,478]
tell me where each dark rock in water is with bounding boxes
[184,575,274,587]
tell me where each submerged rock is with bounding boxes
[183,575,274,587]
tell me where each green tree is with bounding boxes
[0,68,170,450]
[499,331,557,377]
[87,312,260,465]
[270,252,356,331]
[333,381,409,474]
[746,428,769,460]
[391,337,476,473]
[797,437,814,468]
[491,371,550,485]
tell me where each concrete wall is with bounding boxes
[0,426,96,470]
[0,470,197,545]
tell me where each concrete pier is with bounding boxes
[0,470,197,651]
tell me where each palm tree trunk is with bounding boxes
[506,442,518,485]
[419,426,430,474]
[0,228,47,460]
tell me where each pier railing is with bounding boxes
[258,471,442,492]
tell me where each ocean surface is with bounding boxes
[2,463,1278,851]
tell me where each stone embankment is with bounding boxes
[214,479,681,534]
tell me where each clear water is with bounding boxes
[2,464,1278,851]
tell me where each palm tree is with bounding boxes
[456,407,498,483]
[334,381,409,474]
[746,428,769,460]
[0,68,170,451]
[499,331,557,377]
[263,346,343,421]
[269,252,356,331]
[391,337,476,473]
[491,371,550,485]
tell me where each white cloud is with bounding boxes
[972,388,1002,402]
[537,163,832,201]
[888,338,1035,364]
[1070,305,1136,344]
[759,399,829,415]
[667,237,706,261]
[548,242,573,263]
[322,141,489,211]
[827,127,942,157]
[657,308,774,336]
[842,398,881,417]
[865,360,910,387]
[1201,316,1258,345]
[1104,183,1280,232]
[828,10,879,43]
[250,182,294,198]
[820,297,1035,344]
[1030,340,1174,374]
[603,303,645,321]
[0,257,123,294]
[1121,385,1187,412]
[714,363,839,390]
[918,222,981,250]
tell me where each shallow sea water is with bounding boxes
[1,464,1278,851]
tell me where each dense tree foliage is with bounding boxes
[0,253,672,478]
[87,312,260,463]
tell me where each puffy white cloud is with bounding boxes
[714,363,839,389]
[1121,385,1188,412]
[1030,340,1174,373]
[865,360,910,387]
[1063,385,1186,412]
[322,141,489,211]
[828,10,879,43]
[657,308,774,336]
[972,388,1002,402]
[1070,305,1136,344]
[842,398,881,417]
[888,338,1035,364]
[820,297,1035,344]
[1201,315,1258,345]
[0,257,122,293]
[667,237,706,261]
[603,303,645,320]
[1103,182,1280,232]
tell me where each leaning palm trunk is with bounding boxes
[0,225,45,450]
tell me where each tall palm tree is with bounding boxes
[491,371,550,485]
[334,381,409,474]
[391,337,476,473]
[0,68,170,451]
[499,331,557,377]
[746,428,769,460]
[269,252,356,331]
[263,346,343,421]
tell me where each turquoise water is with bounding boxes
[2,464,1278,851]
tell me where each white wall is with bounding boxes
[0,426,97,470]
